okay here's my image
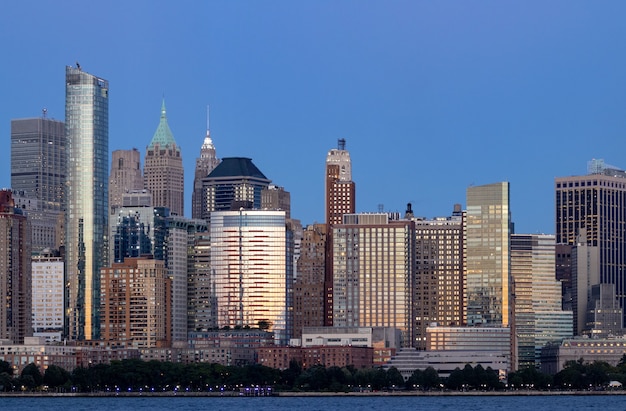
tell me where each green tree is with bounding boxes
[21,363,43,390]
[44,365,71,389]
[386,367,404,390]
[422,367,441,390]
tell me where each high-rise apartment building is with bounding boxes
[413,204,464,350]
[31,252,64,343]
[211,210,292,345]
[332,213,415,347]
[188,232,215,332]
[0,190,32,343]
[109,148,143,214]
[192,114,220,220]
[11,116,65,211]
[510,234,573,369]
[555,160,626,329]
[200,157,271,220]
[144,100,184,216]
[324,139,356,326]
[325,139,355,226]
[100,257,168,348]
[65,65,109,340]
[465,182,511,327]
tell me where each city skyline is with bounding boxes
[4,2,626,233]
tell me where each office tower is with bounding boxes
[571,231,600,335]
[188,232,215,332]
[262,185,291,219]
[192,111,220,220]
[510,234,573,369]
[556,159,626,329]
[11,116,66,252]
[11,116,66,211]
[144,100,184,216]
[465,182,511,326]
[0,190,32,343]
[65,65,109,340]
[109,148,143,214]
[200,157,271,220]
[108,190,154,264]
[100,257,168,348]
[211,210,292,345]
[325,138,355,226]
[112,213,151,263]
[332,213,415,347]
[585,284,624,338]
[413,204,464,350]
[31,251,64,342]
[293,224,327,340]
[166,216,207,343]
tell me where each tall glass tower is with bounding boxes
[65,65,109,340]
[465,182,511,327]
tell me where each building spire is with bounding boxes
[148,98,178,150]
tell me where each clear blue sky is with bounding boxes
[2,1,626,234]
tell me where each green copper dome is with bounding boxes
[148,99,179,150]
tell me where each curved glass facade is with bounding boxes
[65,66,109,340]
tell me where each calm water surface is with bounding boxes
[1,395,625,411]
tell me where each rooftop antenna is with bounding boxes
[76,61,81,70]
[42,108,47,118]
[206,105,210,132]
[338,138,346,150]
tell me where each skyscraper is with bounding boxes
[192,111,220,220]
[211,210,292,345]
[510,234,573,369]
[555,160,626,329]
[11,115,66,252]
[11,115,65,211]
[200,157,271,220]
[332,213,415,347]
[109,148,143,214]
[144,100,184,216]
[324,139,356,326]
[0,190,32,343]
[465,182,511,327]
[65,65,109,340]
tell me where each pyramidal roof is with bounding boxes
[148,99,179,150]
[207,157,268,179]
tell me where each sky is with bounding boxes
[2,1,626,234]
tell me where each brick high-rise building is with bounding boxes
[100,257,168,348]
[0,190,32,343]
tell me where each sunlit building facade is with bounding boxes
[100,257,168,348]
[65,65,109,340]
[465,182,511,327]
[332,213,415,347]
[210,210,292,345]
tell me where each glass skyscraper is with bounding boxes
[65,65,109,340]
[465,182,511,327]
[210,210,292,345]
